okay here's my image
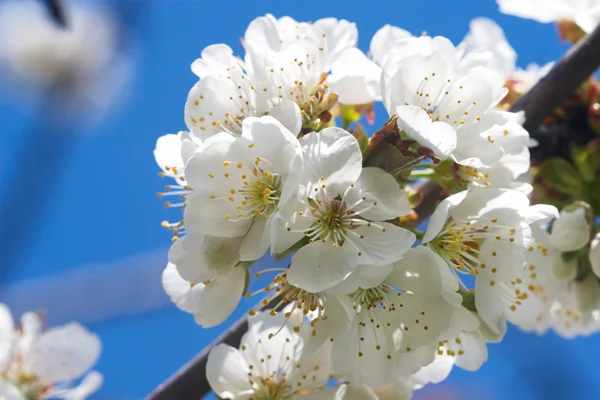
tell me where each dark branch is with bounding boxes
[146,22,600,400]
[512,23,600,132]
[44,0,67,28]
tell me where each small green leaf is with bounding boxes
[538,157,584,195]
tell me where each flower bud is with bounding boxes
[575,273,600,312]
[552,254,578,280]
[589,232,600,279]
[550,203,592,252]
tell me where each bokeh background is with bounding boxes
[0,0,598,399]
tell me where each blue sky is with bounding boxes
[0,1,595,399]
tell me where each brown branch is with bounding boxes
[146,23,600,400]
[512,23,600,132]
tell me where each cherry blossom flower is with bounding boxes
[184,116,303,262]
[0,305,101,400]
[382,36,522,168]
[276,128,415,292]
[206,309,332,399]
[422,189,540,332]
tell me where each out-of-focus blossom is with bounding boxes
[498,0,600,33]
[0,305,101,400]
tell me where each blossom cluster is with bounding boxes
[0,305,101,400]
[155,7,600,400]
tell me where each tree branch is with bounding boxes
[146,23,600,400]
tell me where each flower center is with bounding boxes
[456,165,491,188]
[429,221,488,277]
[215,157,283,222]
[239,169,281,218]
[253,378,291,400]
[352,285,395,311]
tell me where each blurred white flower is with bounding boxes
[457,17,517,83]
[0,0,133,122]
[498,0,600,33]
[0,305,101,400]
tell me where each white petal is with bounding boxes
[552,257,578,281]
[343,223,416,268]
[0,304,14,368]
[169,233,241,283]
[162,263,204,314]
[454,331,487,371]
[300,128,363,193]
[312,18,358,67]
[25,323,101,383]
[370,24,413,66]
[396,105,457,159]
[411,353,454,387]
[450,188,529,221]
[328,48,382,104]
[590,233,600,279]
[154,133,186,178]
[206,344,252,399]
[474,280,504,335]
[268,99,302,136]
[497,0,574,23]
[422,191,468,244]
[240,116,304,209]
[344,167,411,221]
[191,44,238,79]
[194,266,247,328]
[288,241,352,292]
[550,207,590,252]
[328,264,394,296]
[239,218,269,262]
[0,382,25,400]
[62,371,103,400]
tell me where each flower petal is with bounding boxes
[396,105,457,159]
[268,99,302,136]
[206,344,252,399]
[194,266,247,328]
[288,241,352,292]
[343,223,416,268]
[24,323,101,384]
[239,217,270,262]
[344,167,411,221]
[300,128,362,194]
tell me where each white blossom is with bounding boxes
[508,206,600,337]
[422,189,540,333]
[549,206,591,252]
[497,0,600,33]
[509,62,554,95]
[276,128,415,292]
[0,305,101,400]
[303,247,461,389]
[0,0,116,85]
[206,309,332,399]
[184,116,303,262]
[381,35,522,168]
[457,18,517,83]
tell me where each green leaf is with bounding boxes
[363,142,423,176]
[538,157,584,195]
[570,144,595,182]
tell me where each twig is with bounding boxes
[146,23,600,400]
[512,23,600,133]
[44,0,67,28]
